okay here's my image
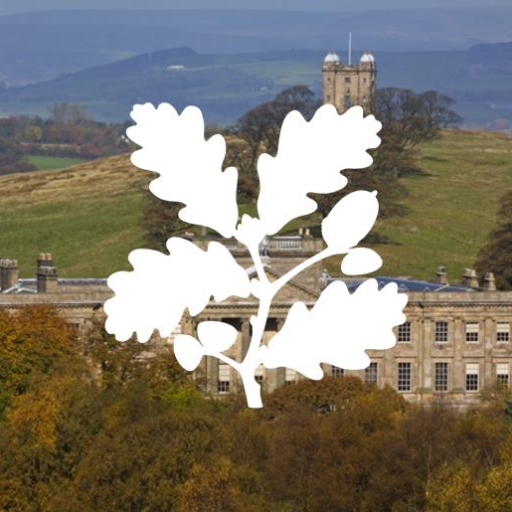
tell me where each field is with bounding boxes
[0,129,511,281]
[0,156,146,277]
[374,129,512,281]
[28,155,86,171]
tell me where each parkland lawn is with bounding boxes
[28,155,87,171]
[1,129,511,280]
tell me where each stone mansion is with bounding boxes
[0,50,510,408]
[1,236,511,408]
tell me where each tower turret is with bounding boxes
[322,40,377,114]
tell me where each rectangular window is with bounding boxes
[435,322,448,343]
[497,323,510,343]
[218,364,231,394]
[497,363,509,388]
[466,322,479,343]
[435,362,449,392]
[365,362,378,385]
[326,95,331,102]
[363,77,367,84]
[398,322,411,343]
[465,363,479,392]
[397,363,411,392]
[345,77,351,83]
[331,365,344,378]
[344,95,352,108]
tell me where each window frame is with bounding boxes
[465,363,479,392]
[331,365,345,378]
[434,362,449,392]
[218,363,231,394]
[497,322,510,343]
[496,362,510,388]
[465,322,480,344]
[397,322,411,343]
[397,362,412,392]
[364,362,378,385]
[435,321,449,343]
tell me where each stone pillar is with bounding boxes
[240,319,251,359]
[0,259,19,291]
[453,320,465,394]
[484,318,494,388]
[461,268,479,289]
[276,319,287,390]
[383,333,395,388]
[421,319,433,397]
[205,355,219,395]
[37,253,58,294]
[436,266,448,285]
[483,273,496,291]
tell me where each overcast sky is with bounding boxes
[0,0,505,16]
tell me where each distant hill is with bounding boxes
[469,41,512,70]
[2,44,512,129]
[1,6,512,85]
[0,129,510,282]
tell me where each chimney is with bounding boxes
[436,266,448,285]
[462,268,479,289]
[0,259,19,291]
[482,272,496,291]
[37,253,58,293]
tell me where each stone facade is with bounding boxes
[322,50,377,114]
[1,245,511,408]
[0,254,111,333]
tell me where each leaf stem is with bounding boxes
[247,243,270,285]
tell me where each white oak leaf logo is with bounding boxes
[263,280,408,380]
[174,321,238,371]
[104,238,251,343]
[127,103,239,238]
[322,190,379,252]
[257,105,381,235]
[107,102,407,408]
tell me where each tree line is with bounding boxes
[1,307,512,510]
[145,85,461,246]
[0,103,129,175]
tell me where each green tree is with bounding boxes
[314,88,462,219]
[475,189,512,290]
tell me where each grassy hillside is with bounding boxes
[0,129,510,281]
[375,129,512,281]
[0,156,146,277]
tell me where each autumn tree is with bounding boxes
[0,137,35,175]
[475,189,512,290]
[0,307,78,415]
